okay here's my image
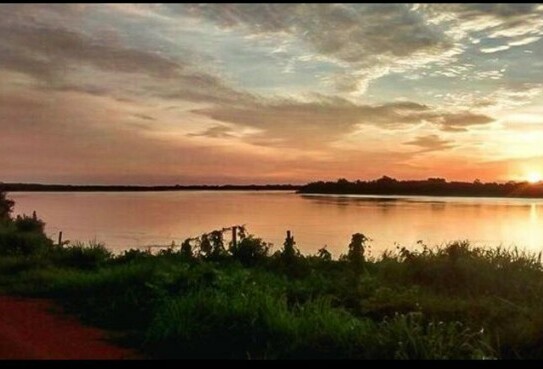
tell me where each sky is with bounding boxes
[1,3,543,185]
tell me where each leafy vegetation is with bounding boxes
[299,176,543,198]
[2,190,543,359]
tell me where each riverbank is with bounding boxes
[2,227,543,359]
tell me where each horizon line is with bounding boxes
[1,176,540,189]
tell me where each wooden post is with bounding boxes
[58,231,63,246]
[232,226,237,248]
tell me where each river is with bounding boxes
[10,191,543,257]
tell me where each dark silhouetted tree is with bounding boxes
[348,233,368,271]
[180,239,193,259]
[199,234,212,257]
[281,230,299,263]
[0,191,14,222]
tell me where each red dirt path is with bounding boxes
[0,296,140,359]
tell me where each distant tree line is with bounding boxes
[0,183,301,192]
[298,176,543,198]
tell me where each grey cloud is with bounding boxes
[433,4,540,20]
[0,4,87,28]
[0,24,182,80]
[158,71,255,106]
[191,99,428,146]
[191,98,495,147]
[0,21,252,105]
[132,114,156,121]
[182,4,451,61]
[404,134,455,152]
[179,4,454,91]
[188,125,235,139]
[434,113,495,132]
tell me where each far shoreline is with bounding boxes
[0,183,302,192]
[3,175,543,199]
[299,192,543,201]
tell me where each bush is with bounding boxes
[229,236,270,266]
[54,241,113,270]
[0,224,53,256]
[14,213,45,233]
[113,248,153,265]
[0,191,14,222]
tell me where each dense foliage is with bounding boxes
[299,177,543,198]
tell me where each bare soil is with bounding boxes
[0,296,140,359]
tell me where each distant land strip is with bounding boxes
[298,177,543,198]
[0,183,301,192]
[3,176,543,198]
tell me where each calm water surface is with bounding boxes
[10,191,543,256]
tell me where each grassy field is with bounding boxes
[2,191,543,359]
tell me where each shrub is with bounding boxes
[54,241,113,270]
[229,236,270,266]
[14,212,45,233]
[0,191,14,222]
[0,224,52,256]
[114,248,153,264]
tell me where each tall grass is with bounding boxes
[145,287,493,359]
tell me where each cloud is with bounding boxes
[132,113,156,121]
[432,113,495,132]
[0,14,252,106]
[440,84,543,113]
[179,4,456,93]
[0,22,188,105]
[0,24,182,79]
[480,45,511,54]
[182,4,451,61]
[188,125,236,139]
[404,134,456,152]
[191,99,427,147]
[0,88,316,185]
[420,4,543,53]
[191,97,495,146]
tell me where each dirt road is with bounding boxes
[0,296,139,359]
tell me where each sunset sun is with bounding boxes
[527,172,543,184]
